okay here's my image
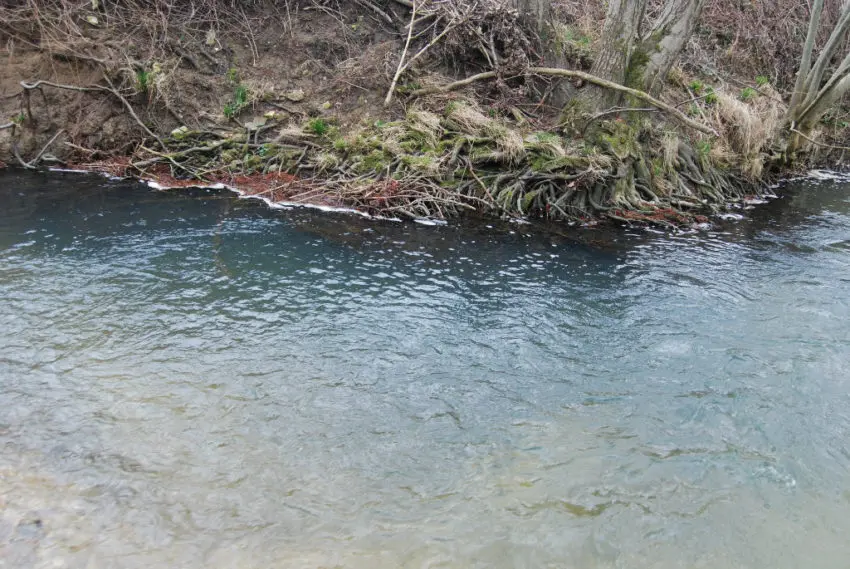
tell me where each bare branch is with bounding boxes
[385,0,418,106]
[410,67,717,135]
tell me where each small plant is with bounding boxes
[688,80,705,94]
[135,69,151,93]
[233,84,248,107]
[704,87,718,105]
[696,140,712,157]
[308,118,329,136]
[11,113,26,125]
[223,102,239,119]
[740,87,758,101]
[223,83,250,119]
[755,75,770,87]
[819,113,850,129]
[226,67,240,84]
[397,81,421,94]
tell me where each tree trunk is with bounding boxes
[640,0,707,95]
[510,0,551,38]
[584,0,648,110]
[508,0,576,107]
[789,0,824,112]
[786,2,850,158]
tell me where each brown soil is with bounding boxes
[0,3,397,166]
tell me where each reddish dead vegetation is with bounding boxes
[61,159,457,217]
[140,167,339,205]
[72,162,355,210]
[223,172,340,209]
[68,156,133,177]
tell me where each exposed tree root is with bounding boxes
[8,72,758,227]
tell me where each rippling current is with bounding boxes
[1,170,849,568]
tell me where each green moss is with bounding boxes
[624,47,651,91]
[354,149,390,174]
[401,153,439,173]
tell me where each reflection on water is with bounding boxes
[1,171,849,568]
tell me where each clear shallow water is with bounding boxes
[1,171,849,569]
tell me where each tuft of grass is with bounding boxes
[689,80,705,94]
[755,75,769,87]
[739,87,758,101]
[233,84,248,107]
[308,118,329,136]
[135,69,152,93]
[223,83,250,119]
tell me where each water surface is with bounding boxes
[1,171,849,568]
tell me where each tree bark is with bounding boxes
[509,0,552,38]
[509,0,573,107]
[584,0,648,110]
[789,0,824,112]
[786,2,850,157]
[640,0,707,95]
[798,4,850,114]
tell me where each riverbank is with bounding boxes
[1,1,847,227]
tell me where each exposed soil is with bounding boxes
[0,2,398,165]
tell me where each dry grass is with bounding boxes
[405,108,444,147]
[710,85,786,178]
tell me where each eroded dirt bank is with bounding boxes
[1,1,846,226]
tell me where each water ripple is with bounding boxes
[1,171,850,567]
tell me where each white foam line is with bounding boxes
[48,168,94,174]
[413,218,448,226]
[145,178,404,222]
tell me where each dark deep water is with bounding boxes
[1,170,849,568]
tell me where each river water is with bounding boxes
[1,170,849,568]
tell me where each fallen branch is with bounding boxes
[353,0,395,24]
[102,75,168,150]
[384,0,418,106]
[410,67,717,135]
[532,67,716,135]
[790,127,850,151]
[12,142,36,170]
[30,129,65,165]
[19,80,102,93]
[11,129,65,169]
[384,2,476,106]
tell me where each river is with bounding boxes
[1,170,849,568]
